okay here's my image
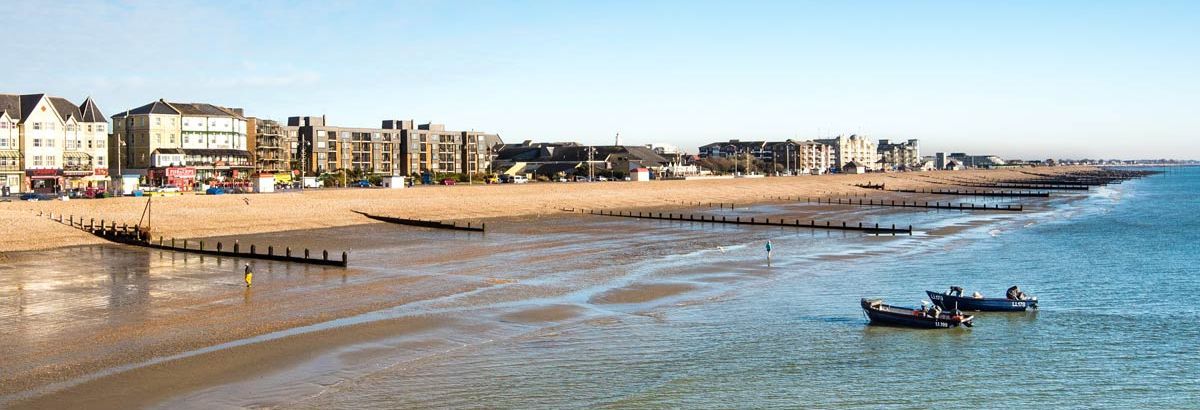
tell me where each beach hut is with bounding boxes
[630,167,651,181]
[253,173,275,193]
[944,160,963,171]
[842,161,867,174]
[382,175,407,189]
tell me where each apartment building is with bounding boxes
[246,117,295,174]
[0,93,109,194]
[767,140,833,174]
[814,134,880,171]
[877,139,921,170]
[290,116,500,177]
[111,99,251,184]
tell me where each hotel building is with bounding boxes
[110,99,251,185]
[0,93,109,194]
[290,116,500,177]
[814,134,880,171]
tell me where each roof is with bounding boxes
[153,148,186,155]
[114,99,245,119]
[79,97,105,122]
[495,146,546,161]
[0,94,21,120]
[699,140,767,150]
[549,146,670,165]
[532,162,582,175]
[20,94,47,122]
[165,101,245,119]
[116,100,178,117]
[844,160,865,168]
[48,97,83,123]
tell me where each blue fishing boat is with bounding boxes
[860,298,973,329]
[926,286,1038,312]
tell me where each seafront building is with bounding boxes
[246,117,296,176]
[877,139,921,170]
[814,134,880,171]
[289,116,501,178]
[110,99,251,186]
[767,140,833,174]
[0,93,109,194]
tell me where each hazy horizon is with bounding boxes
[2,1,1196,159]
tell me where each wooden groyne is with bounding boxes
[561,208,913,235]
[672,200,737,209]
[885,188,1050,198]
[803,197,1023,212]
[917,175,1088,190]
[353,210,485,232]
[853,182,886,190]
[43,212,349,267]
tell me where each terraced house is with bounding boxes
[111,99,251,186]
[0,93,109,194]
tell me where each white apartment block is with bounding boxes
[0,93,108,194]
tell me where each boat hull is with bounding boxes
[926,291,1037,312]
[861,299,971,329]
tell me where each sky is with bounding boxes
[2,0,1197,159]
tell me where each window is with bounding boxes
[98,124,105,132]
[98,156,104,165]
[184,135,190,144]
[33,156,42,166]
[48,156,56,166]
[170,134,176,144]
[0,138,7,148]
[33,138,42,147]
[156,118,161,125]
[33,122,42,130]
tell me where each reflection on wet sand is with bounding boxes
[0,192,1065,409]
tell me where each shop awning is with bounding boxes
[0,150,19,159]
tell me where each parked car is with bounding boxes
[353,180,371,188]
[205,187,226,195]
[440,178,456,185]
[20,192,51,201]
[596,176,609,182]
[511,175,529,184]
[160,184,181,193]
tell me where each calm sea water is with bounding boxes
[7,169,1197,409]
[294,168,1199,409]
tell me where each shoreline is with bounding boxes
[1,167,1105,408]
[0,167,1092,254]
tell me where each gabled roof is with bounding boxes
[19,94,48,122]
[116,99,179,117]
[0,94,20,120]
[79,97,105,123]
[48,97,83,123]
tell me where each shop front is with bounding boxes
[26,169,63,194]
[148,166,197,189]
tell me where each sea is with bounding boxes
[4,167,1197,409]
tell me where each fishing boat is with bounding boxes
[926,286,1038,312]
[860,298,973,329]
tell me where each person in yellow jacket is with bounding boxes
[244,263,253,288]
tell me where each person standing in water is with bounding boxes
[244,263,253,288]
[765,240,773,266]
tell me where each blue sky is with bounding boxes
[3,1,1197,159]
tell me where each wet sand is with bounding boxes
[0,167,1090,253]
[0,168,1096,408]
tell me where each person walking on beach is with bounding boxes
[765,240,773,266]
[243,263,253,288]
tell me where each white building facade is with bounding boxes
[0,93,109,194]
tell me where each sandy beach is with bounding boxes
[0,168,1087,254]
[0,166,1101,408]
